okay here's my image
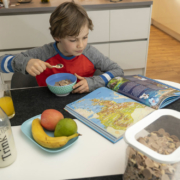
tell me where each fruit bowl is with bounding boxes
[46,73,77,96]
[21,114,79,153]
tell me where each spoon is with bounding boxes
[51,64,64,69]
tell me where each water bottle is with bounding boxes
[0,107,17,168]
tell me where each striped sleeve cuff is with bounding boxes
[100,72,114,86]
[1,55,14,73]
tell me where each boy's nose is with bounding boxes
[77,40,83,48]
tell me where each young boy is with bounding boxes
[0,1,124,93]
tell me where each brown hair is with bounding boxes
[49,1,93,39]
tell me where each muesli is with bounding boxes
[54,79,72,86]
[124,129,180,180]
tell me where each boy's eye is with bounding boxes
[70,40,76,42]
[69,36,88,42]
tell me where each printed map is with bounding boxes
[67,87,154,138]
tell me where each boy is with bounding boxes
[0,1,124,93]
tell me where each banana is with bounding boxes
[31,118,80,149]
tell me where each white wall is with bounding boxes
[152,0,180,41]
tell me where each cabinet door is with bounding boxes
[87,10,109,43]
[110,41,148,70]
[110,7,151,41]
[124,69,145,76]
[0,11,109,50]
[0,14,53,50]
[91,44,109,58]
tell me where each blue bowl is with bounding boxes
[46,73,77,96]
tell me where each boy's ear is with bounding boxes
[54,37,61,42]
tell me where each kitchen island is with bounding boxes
[2,79,180,180]
[0,0,153,82]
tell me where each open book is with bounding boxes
[64,75,180,143]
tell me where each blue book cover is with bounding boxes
[64,87,155,143]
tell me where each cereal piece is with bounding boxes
[164,132,170,137]
[162,174,170,180]
[158,148,164,154]
[138,137,147,145]
[165,165,175,174]
[161,169,165,175]
[145,158,154,168]
[176,142,180,148]
[153,162,160,168]
[167,148,174,154]
[142,168,152,179]
[136,154,144,167]
[158,128,166,135]
[129,147,136,158]
[54,82,60,86]
[151,143,160,151]
[153,169,162,178]
[168,143,175,149]
[167,137,174,142]
[171,135,179,142]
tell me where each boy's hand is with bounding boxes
[72,73,89,93]
[26,59,52,76]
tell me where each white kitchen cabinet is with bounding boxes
[110,7,151,41]
[0,14,53,50]
[91,44,109,58]
[87,10,109,43]
[124,68,145,76]
[110,41,147,69]
[0,5,152,83]
[0,11,109,50]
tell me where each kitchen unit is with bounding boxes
[0,0,153,84]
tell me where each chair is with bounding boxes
[11,72,38,89]
[94,69,103,75]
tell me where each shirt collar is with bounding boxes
[53,42,76,60]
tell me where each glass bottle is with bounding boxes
[0,107,17,168]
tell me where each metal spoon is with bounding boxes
[51,64,64,69]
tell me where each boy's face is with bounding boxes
[55,25,89,57]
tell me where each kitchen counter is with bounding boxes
[0,0,153,15]
[1,80,179,180]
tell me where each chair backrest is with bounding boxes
[11,72,38,89]
[94,69,103,75]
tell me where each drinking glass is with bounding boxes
[0,74,15,119]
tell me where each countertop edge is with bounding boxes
[0,1,153,15]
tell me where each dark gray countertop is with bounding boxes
[0,0,153,15]
[10,86,180,127]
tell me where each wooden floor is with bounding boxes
[146,25,180,83]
